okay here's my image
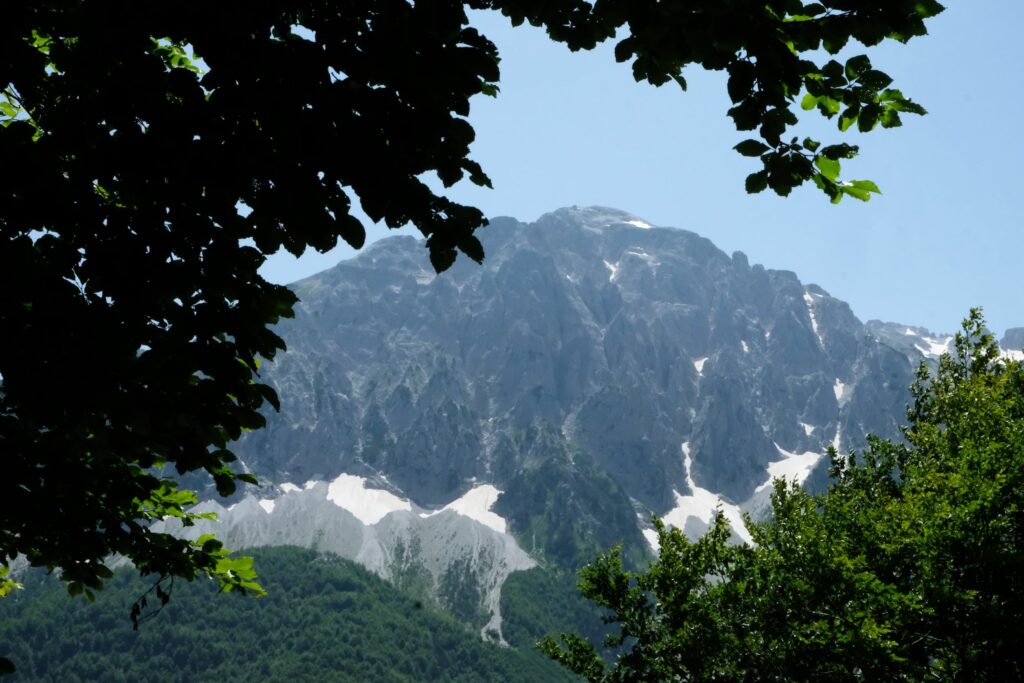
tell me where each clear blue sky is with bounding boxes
[261,3,1022,337]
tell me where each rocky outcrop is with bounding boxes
[236,207,921,537]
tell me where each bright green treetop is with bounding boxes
[543,309,1024,681]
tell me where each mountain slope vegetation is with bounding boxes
[0,547,577,682]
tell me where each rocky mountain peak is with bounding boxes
[191,206,1021,634]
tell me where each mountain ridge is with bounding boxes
[193,206,1018,632]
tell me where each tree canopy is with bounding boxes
[0,0,943,630]
[542,309,1024,681]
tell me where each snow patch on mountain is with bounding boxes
[915,335,952,358]
[834,379,850,406]
[626,248,659,267]
[899,327,953,358]
[800,422,815,436]
[279,483,301,493]
[804,291,824,346]
[154,478,535,645]
[421,484,507,534]
[694,357,709,374]
[652,443,753,549]
[556,206,655,233]
[326,474,412,524]
[755,445,823,493]
[603,260,620,283]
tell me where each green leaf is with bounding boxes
[429,247,457,274]
[199,535,224,554]
[879,108,902,128]
[845,55,872,80]
[745,170,769,194]
[800,93,818,111]
[914,0,946,18]
[802,137,820,152]
[727,61,757,104]
[839,106,859,132]
[848,179,881,194]
[734,139,771,157]
[816,97,841,117]
[857,104,881,132]
[815,155,841,181]
[458,235,485,263]
[614,38,635,63]
[840,184,873,201]
[859,70,894,90]
[821,143,859,160]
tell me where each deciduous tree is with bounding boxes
[0,0,943,635]
[542,309,1024,681]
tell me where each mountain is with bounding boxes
[188,206,1007,636]
[866,320,1024,366]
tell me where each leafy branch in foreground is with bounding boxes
[544,309,1024,681]
[1,3,942,667]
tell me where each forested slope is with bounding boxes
[0,548,579,682]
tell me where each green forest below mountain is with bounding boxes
[0,547,598,682]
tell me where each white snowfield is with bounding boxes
[604,249,659,283]
[694,356,709,374]
[155,475,529,644]
[902,327,953,359]
[326,474,412,525]
[650,440,827,552]
[916,336,952,358]
[651,443,753,549]
[900,326,1020,362]
[833,379,850,406]
[420,484,507,534]
[276,474,511,536]
[803,291,824,346]
[755,445,823,493]
[624,219,653,229]
[603,259,620,283]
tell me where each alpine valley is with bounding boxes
[179,206,1024,635]
[5,207,1022,680]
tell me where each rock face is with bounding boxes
[196,206,1022,634]
[1003,327,1024,351]
[232,206,928,553]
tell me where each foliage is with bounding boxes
[0,547,578,682]
[1,0,941,637]
[542,309,1024,681]
[500,565,609,654]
